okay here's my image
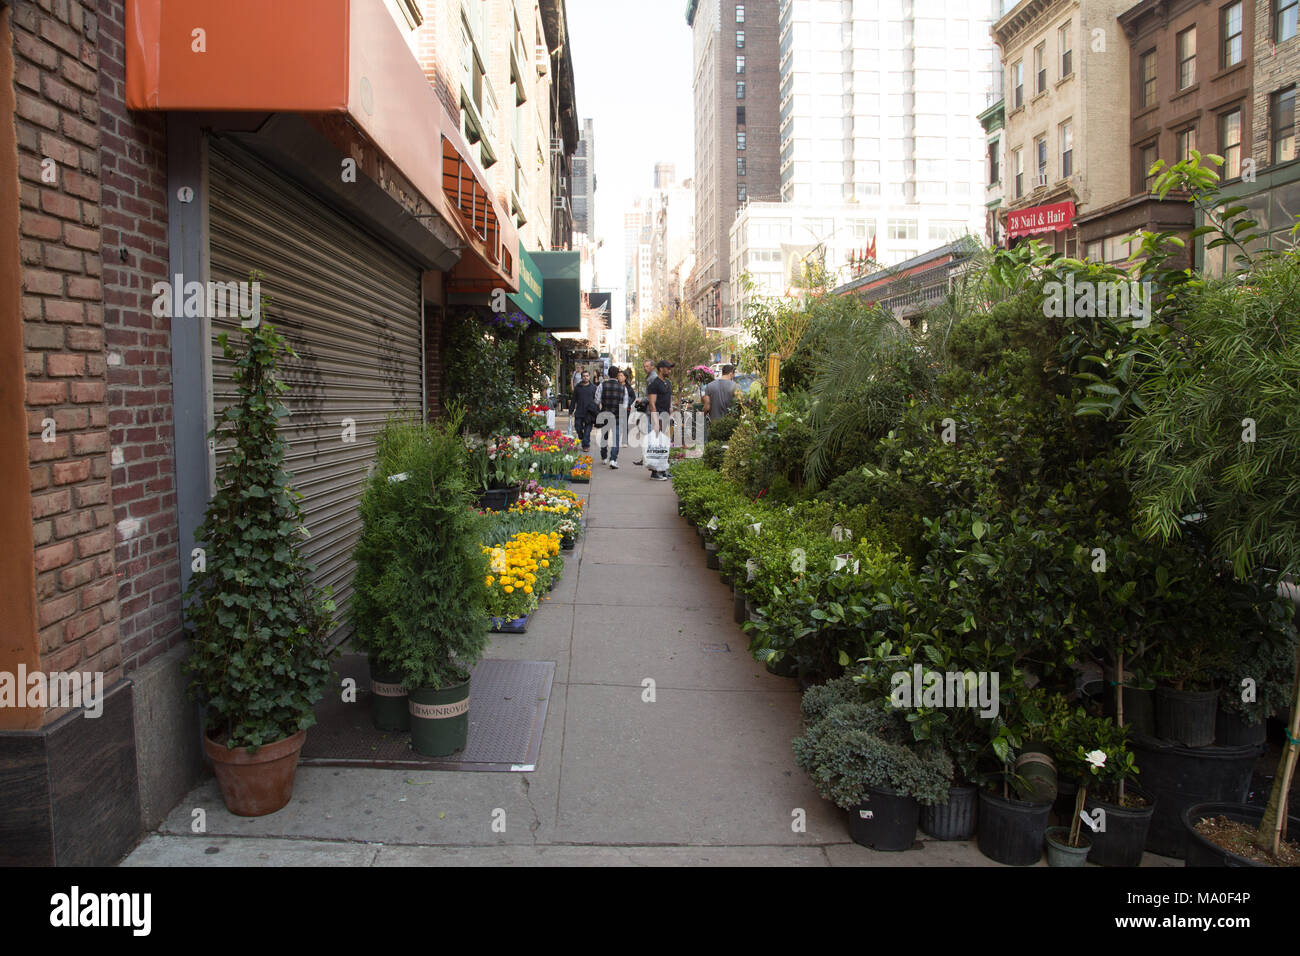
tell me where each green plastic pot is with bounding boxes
[408,679,470,756]
[368,657,409,732]
[1045,826,1092,867]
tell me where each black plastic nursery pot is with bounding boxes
[1102,685,1156,738]
[1131,735,1258,858]
[920,784,978,841]
[477,486,520,512]
[408,679,470,757]
[764,652,798,679]
[1214,708,1268,751]
[847,785,920,851]
[705,541,720,570]
[1084,790,1157,867]
[1155,687,1220,747]
[977,790,1052,866]
[1182,802,1300,867]
[733,587,746,626]
[367,657,409,733]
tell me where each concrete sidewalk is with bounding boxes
[123,448,1160,867]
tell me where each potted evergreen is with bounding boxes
[351,410,491,757]
[794,677,952,851]
[183,315,336,817]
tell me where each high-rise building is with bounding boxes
[573,118,597,236]
[725,1,1003,324]
[688,0,781,330]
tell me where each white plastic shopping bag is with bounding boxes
[644,430,670,472]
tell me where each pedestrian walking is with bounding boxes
[598,366,628,468]
[570,370,599,452]
[645,360,674,481]
[702,363,738,428]
[632,360,658,466]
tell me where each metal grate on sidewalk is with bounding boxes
[300,654,555,772]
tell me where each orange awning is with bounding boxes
[125,0,517,290]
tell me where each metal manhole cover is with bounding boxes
[300,655,555,772]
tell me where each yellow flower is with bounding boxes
[524,585,533,594]
[504,585,514,594]
[540,560,549,568]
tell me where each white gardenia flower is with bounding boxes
[1085,750,1107,769]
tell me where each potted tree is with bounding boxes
[1044,707,1139,867]
[183,314,336,817]
[1114,156,1300,865]
[794,676,953,851]
[353,410,491,757]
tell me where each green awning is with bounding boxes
[508,244,545,324]
[533,251,581,332]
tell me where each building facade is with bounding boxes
[0,0,580,865]
[994,0,1134,255]
[1077,0,1257,266]
[572,117,596,236]
[688,0,781,330]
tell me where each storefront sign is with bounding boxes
[1007,201,1075,238]
[508,244,545,324]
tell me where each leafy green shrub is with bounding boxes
[351,409,491,689]
[794,676,954,807]
[702,440,726,471]
[706,413,740,444]
[183,318,336,751]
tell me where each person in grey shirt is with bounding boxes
[702,364,738,422]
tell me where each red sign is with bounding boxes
[1007,201,1075,238]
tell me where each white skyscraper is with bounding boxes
[727,0,1002,308]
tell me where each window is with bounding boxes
[737,31,745,49]
[1013,148,1023,198]
[1034,42,1046,94]
[1060,121,1073,177]
[887,219,917,240]
[1274,86,1297,164]
[1222,2,1244,67]
[1220,108,1242,177]
[737,131,747,150]
[1177,27,1196,90]
[737,80,746,100]
[1059,21,1073,77]
[1139,50,1157,108]
[1086,240,1102,261]
[736,55,746,74]
[1035,135,1047,184]
[737,156,747,176]
[1177,126,1198,161]
[1278,0,1298,42]
[738,184,747,203]
[1012,60,1024,108]
[736,3,745,23]
[1141,142,1159,190]
[988,139,1000,185]
[737,106,746,125]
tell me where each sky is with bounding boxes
[565,0,695,329]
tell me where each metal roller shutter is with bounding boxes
[207,141,423,643]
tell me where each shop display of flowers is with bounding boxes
[524,430,581,478]
[570,454,593,481]
[481,531,562,624]
[510,482,584,518]
[524,405,551,431]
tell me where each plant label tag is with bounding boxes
[746,559,757,581]
[387,472,410,484]
[858,809,874,819]
[707,515,719,531]
[749,522,762,536]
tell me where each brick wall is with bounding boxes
[1252,7,1300,166]
[97,0,179,673]
[11,0,122,719]
[416,0,459,120]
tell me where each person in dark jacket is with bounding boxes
[598,366,629,467]
[570,370,599,452]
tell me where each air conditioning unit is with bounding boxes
[559,176,567,190]
[536,45,549,75]
[1035,173,1049,188]
[550,137,564,154]
[553,196,566,210]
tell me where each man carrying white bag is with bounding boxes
[644,360,674,481]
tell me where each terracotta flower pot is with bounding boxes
[204,729,307,817]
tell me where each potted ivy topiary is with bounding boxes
[794,676,953,852]
[355,409,491,757]
[183,313,336,817]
